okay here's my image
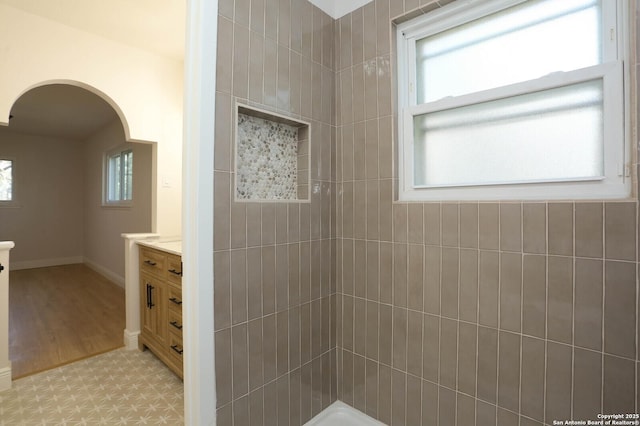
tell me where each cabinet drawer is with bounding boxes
[167,284,183,314]
[168,332,184,365]
[167,254,182,286]
[168,309,183,336]
[140,248,166,278]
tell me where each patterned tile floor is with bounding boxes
[0,348,184,425]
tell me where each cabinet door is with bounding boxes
[140,273,167,344]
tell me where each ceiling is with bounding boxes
[0,0,185,140]
[8,85,120,140]
[0,0,371,141]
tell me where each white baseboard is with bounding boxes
[83,258,125,288]
[11,256,84,271]
[0,366,12,392]
[123,329,140,350]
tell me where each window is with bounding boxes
[104,147,133,205]
[396,0,629,200]
[0,159,13,202]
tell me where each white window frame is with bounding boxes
[396,0,631,201]
[0,157,18,208]
[103,146,133,207]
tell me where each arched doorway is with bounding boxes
[2,83,153,377]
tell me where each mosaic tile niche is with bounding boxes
[235,106,309,201]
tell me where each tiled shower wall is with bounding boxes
[336,2,640,426]
[214,0,639,425]
[213,0,337,424]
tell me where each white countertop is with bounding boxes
[137,238,182,256]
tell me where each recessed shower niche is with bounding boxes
[234,104,310,202]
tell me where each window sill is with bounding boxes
[101,202,133,209]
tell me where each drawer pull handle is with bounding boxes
[146,283,155,308]
[170,320,183,330]
[168,269,182,276]
[171,344,184,355]
[169,297,182,305]
[144,260,157,266]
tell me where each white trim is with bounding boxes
[0,366,11,392]
[396,0,630,202]
[0,241,13,392]
[123,329,140,351]
[121,233,159,352]
[183,0,217,424]
[83,257,125,288]
[11,256,84,271]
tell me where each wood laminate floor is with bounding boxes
[8,263,125,379]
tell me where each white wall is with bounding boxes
[0,4,183,236]
[0,127,84,268]
[83,121,152,285]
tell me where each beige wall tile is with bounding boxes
[424,246,441,315]
[545,342,572,422]
[424,203,442,246]
[498,331,521,412]
[604,355,636,414]
[575,258,603,351]
[500,203,522,252]
[407,310,423,377]
[604,260,636,358]
[232,323,249,398]
[460,203,479,249]
[523,203,546,254]
[438,386,456,426]
[520,337,544,421]
[365,359,378,418]
[442,203,459,247]
[407,204,424,244]
[479,203,500,250]
[407,243,424,311]
[406,375,422,425]
[479,250,499,328]
[439,318,458,389]
[231,249,248,324]
[458,322,478,396]
[459,249,479,323]
[214,251,231,330]
[457,393,476,426]
[391,370,406,425]
[441,248,459,319]
[605,202,637,261]
[547,256,573,344]
[500,252,522,332]
[366,242,380,301]
[249,388,264,426]
[575,202,603,258]
[548,203,573,256]
[422,377,439,426]
[215,328,233,406]
[422,313,440,382]
[573,348,602,420]
[393,243,408,307]
[365,300,379,360]
[522,255,546,338]
[477,326,498,404]
[476,400,497,426]
[392,307,408,371]
[378,363,392,424]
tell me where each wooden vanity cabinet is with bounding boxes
[139,246,183,378]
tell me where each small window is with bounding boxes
[396,0,629,201]
[0,159,14,202]
[104,148,133,205]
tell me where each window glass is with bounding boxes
[416,0,601,103]
[0,159,12,201]
[106,149,133,204]
[413,80,604,186]
[397,0,627,200]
